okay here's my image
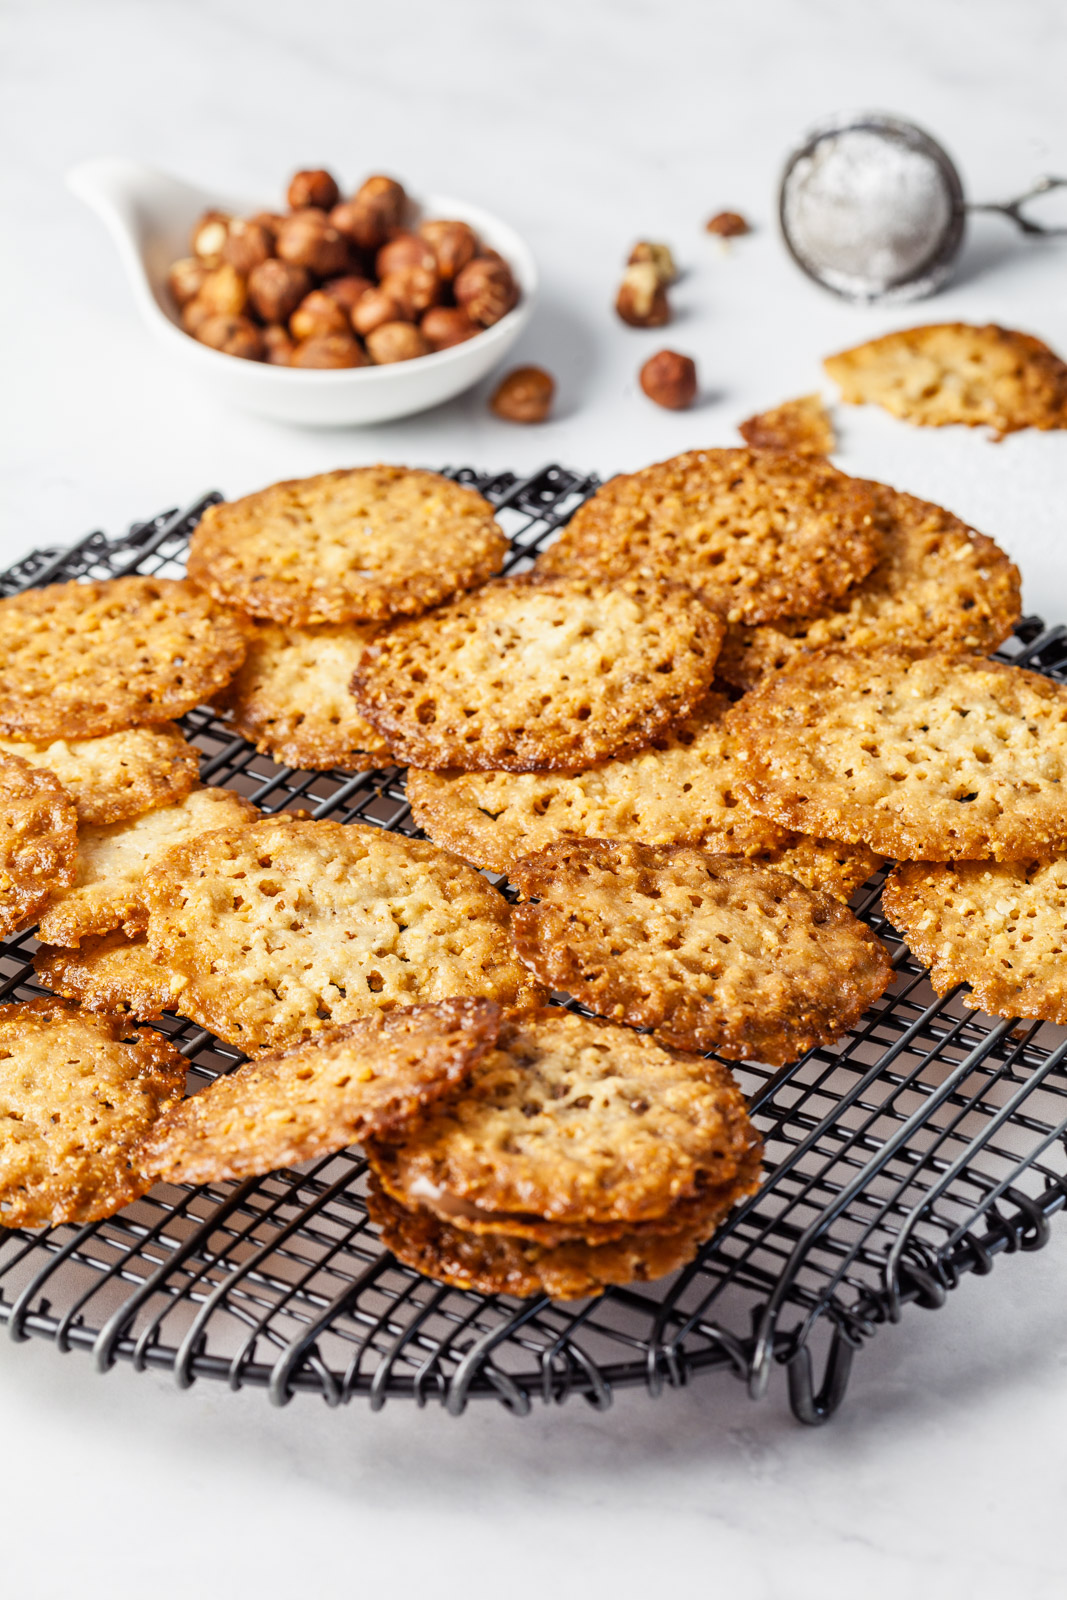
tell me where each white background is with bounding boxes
[3,2,1067,1596]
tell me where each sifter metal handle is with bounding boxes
[969,174,1067,235]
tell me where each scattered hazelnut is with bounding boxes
[190,210,231,265]
[354,174,407,232]
[454,257,518,326]
[639,348,697,409]
[365,322,430,364]
[627,240,677,285]
[419,219,478,280]
[196,314,264,360]
[330,199,386,253]
[196,263,248,318]
[289,289,351,342]
[490,366,555,423]
[290,332,368,368]
[262,325,295,366]
[615,262,670,327]
[167,257,208,309]
[287,168,341,213]
[319,274,374,314]
[379,265,441,318]
[275,210,350,278]
[706,211,749,237]
[247,258,312,325]
[376,232,437,279]
[352,287,410,337]
[222,218,274,276]
[420,306,480,351]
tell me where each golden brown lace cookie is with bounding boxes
[36,784,259,947]
[214,619,391,769]
[824,322,1067,434]
[368,1153,761,1300]
[187,466,509,625]
[0,756,78,936]
[406,693,882,899]
[0,998,186,1228]
[142,816,541,1056]
[0,577,248,741]
[34,931,182,1020]
[728,648,1067,862]
[352,574,723,773]
[717,485,1022,690]
[510,842,892,1063]
[365,1007,758,1229]
[0,724,200,825]
[738,393,836,455]
[533,449,880,626]
[882,858,1067,1023]
[143,998,503,1187]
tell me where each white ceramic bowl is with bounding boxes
[66,159,538,427]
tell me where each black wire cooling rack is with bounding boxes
[2,464,1067,1425]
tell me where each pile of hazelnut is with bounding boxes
[166,169,520,368]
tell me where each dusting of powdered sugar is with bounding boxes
[781,124,960,301]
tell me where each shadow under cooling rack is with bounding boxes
[2,465,1067,1425]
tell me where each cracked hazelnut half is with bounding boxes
[627,241,677,285]
[639,349,697,409]
[615,262,670,327]
[190,210,231,265]
[490,366,555,423]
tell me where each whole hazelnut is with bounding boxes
[365,322,430,364]
[376,232,437,278]
[615,262,670,327]
[378,265,441,318]
[180,295,214,336]
[247,258,312,325]
[287,169,341,212]
[290,333,368,368]
[275,210,350,278]
[352,287,410,337]
[248,211,285,240]
[330,199,386,253]
[627,240,677,286]
[454,257,519,326]
[420,306,480,351]
[706,211,749,237]
[195,314,264,360]
[167,257,208,309]
[290,289,351,342]
[221,219,273,277]
[419,219,478,280]
[262,325,295,366]
[320,274,374,314]
[354,174,407,231]
[190,210,231,265]
[197,263,248,318]
[490,366,555,423]
[639,349,697,410]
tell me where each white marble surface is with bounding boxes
[3,1,1067,1595]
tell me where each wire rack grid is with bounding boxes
[1,464,1066,1425]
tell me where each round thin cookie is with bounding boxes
[534,449,880,626]
[34,932,182,1021]
[0,756,78,936]
[0,577,248,741]
[407,693,882,899]
[728,648,1067,862]
[215,620,391,770]
[882,858,1067,1024]
[142,816,542,1056]
[364,1008,759,1230]
[143,999,503,1187]
[511,842,892,1064]
[187,466,509,626]
[0,724,200,825]
[353,574,723,773]
[0,997,186,1228]
[36,784,259,947]
[717,485,1022,690]
[367,1156,761,1301]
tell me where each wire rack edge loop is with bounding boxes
[1,466,1066,1426]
